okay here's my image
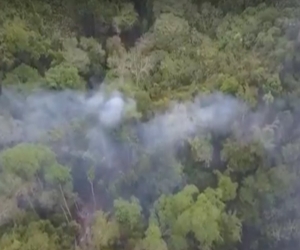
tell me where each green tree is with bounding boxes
[134,224,168,250]
[91,210,120,250]
[44,163,73,222]
[0,143,57,219]
[114,196,143,239]
[152,174,241,250]
[44,63,84,90]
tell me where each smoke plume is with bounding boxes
[0,87,253,149]
[0,85,289,202]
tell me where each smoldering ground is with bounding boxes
[0,86,293,206]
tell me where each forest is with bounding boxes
[1,0,300,250]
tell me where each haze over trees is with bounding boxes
[1,0,300,250]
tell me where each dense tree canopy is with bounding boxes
[1,0,300,250]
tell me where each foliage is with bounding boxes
[44,63,84,90]
[1,1,300,250]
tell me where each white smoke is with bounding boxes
[98,94,125,127]
[0,85,287,203]
[142,93,247,149]
[0,87,272,155]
